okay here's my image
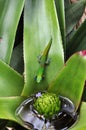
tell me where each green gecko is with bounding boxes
[35,38,52,83]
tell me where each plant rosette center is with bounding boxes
[16,92,78,130]
[33,92,61,119]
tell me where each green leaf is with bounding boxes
[48,53,86,109]
[22,0,64,96]
[65,0,85,35]
[10,43,24,74]
[65,0,71,8]
[70,102,86,130]
[0,60,24,97]
[0,96,26,122]
[66,28,75,44]
[55,0,66,52]
[66,20,86,59]
[0,0,25,64]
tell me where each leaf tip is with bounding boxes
[79,50,86,58]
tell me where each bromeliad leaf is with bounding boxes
[0,0,25,64]
[70,102,86,130]
[48,53,86,110]
[22,0,64,96]
[0,60,24,97]
[65,0,85,35]
[0,96,26,122]
[66,20,86,59]
[65,0,71,8]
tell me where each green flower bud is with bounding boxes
[33,92,61,118]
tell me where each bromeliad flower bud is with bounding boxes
[33,92,61,118]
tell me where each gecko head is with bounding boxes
[35,75,43,83]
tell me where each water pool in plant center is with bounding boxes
[16,92,79,130]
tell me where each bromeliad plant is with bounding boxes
[0,0,86,130]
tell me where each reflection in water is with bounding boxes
[16,92,78,130]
